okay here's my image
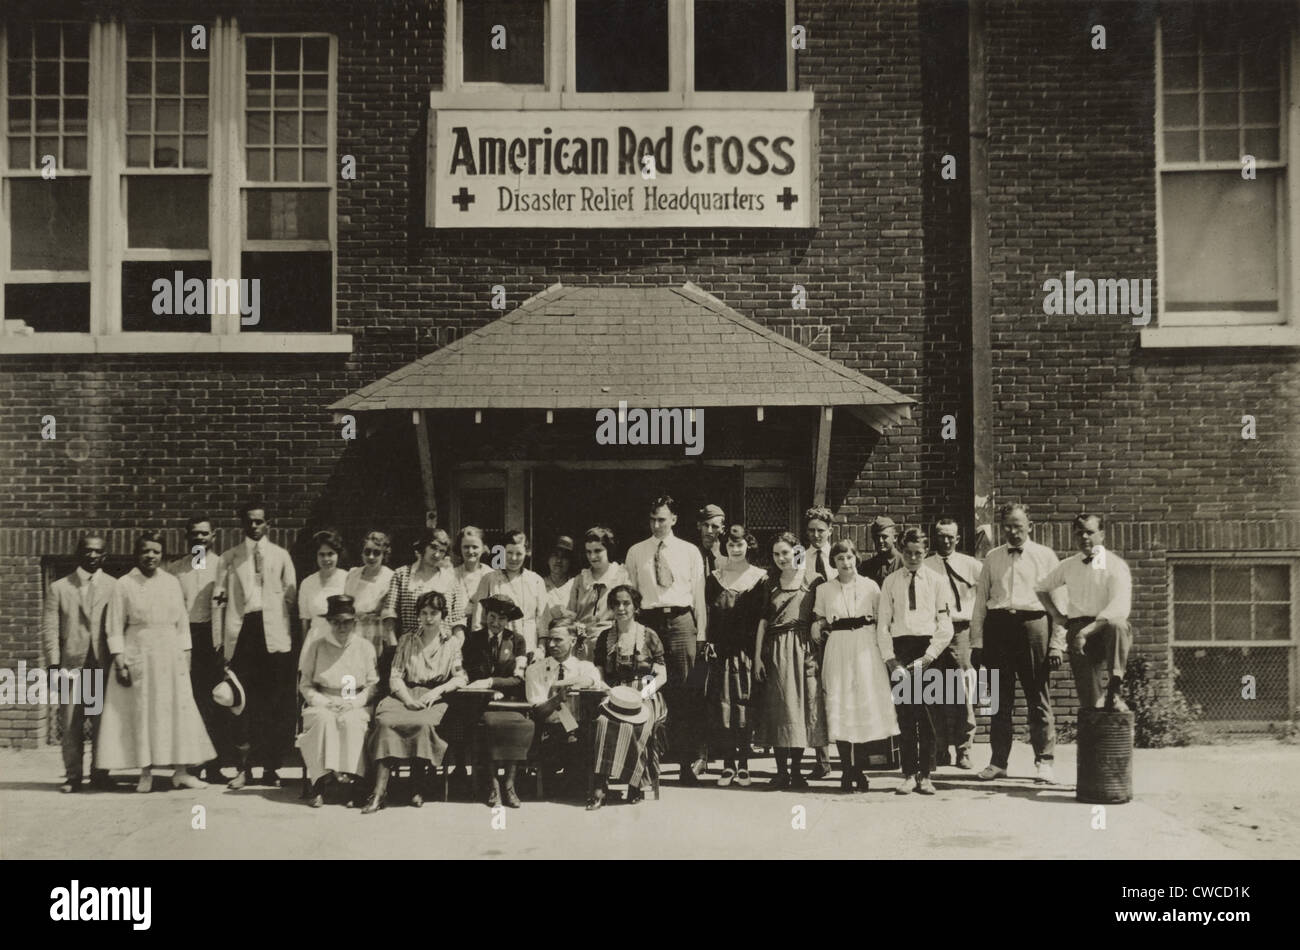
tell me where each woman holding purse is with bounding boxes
[95,531,216,792]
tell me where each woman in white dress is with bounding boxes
[298,530,347,647]
[812,538,899,792]
[451,526,491,631]
[346,530,396,681]
[96,531,216,792]
[566,526,629,662]
[297,594,379,807]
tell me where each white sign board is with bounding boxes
[427,109,816,228]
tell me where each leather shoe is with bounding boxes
[955,751,974,770]
[485,778,501,808]
[976,764,1007,781]
[259,769,282,788]
[89,771,113,791]
[916,776,937,795]
[60,781,80,794]
[410,791,423,808]
[808,763,832,781]
[586,788,606,810]
[227,770,251,790]
[361,792,385,814]
[627,786,645,804]
[502,784,522,808]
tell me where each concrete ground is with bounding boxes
[1,741,1295,860]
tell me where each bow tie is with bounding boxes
[1008,547,1023,556]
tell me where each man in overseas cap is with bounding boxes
[859,515,904,588]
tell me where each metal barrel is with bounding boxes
[1075,708,1134,804]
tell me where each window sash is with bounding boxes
[1168,558,1299,647]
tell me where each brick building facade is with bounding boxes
[1,0,1297,747]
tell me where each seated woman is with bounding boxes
[297,595,379,808]
[587,584,668,810]
[363,590,467,813]
[461,594,533,808]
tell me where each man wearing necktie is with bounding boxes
[41,533,113,792]
[801,505,836,779]
[525,619,603,790]
[879,528,954,795]
[970,504,1067,784]
[1035,513,1133,712]
[924,519,982,769]
[213,500,298,790]
[696,504,726,573]
[625,494,709,784]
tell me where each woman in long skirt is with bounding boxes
[96,531,215,792]
[704,524,767,787]
[812,539,899,792]
[754,532,827,787]
[363,590,466,812]
[346,530,395,690]
[586,584,667,809]
[297,595,379,807]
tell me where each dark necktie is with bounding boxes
[1082,555,1094,564]
[815,549,829,581]
[907,571,917,611]
[592,583,606,614]
[253,545,264,584]
[1009,547,1023,557]
[490,634,500,666]
[558,661,567,680]
[941,559,963,612]
[655,540,674,588]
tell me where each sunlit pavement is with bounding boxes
[2,741,1295,859]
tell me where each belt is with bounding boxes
[828,616,872,631]
[990,608,1044,619]
[643,605,690,616]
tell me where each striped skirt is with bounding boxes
[592,692,664,789]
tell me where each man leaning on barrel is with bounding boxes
[1034,513,1132,713]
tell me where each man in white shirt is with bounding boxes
[970,503,1068,784]
[879,528,954,795]
[526,619,603,796]
[167,516,226,783]
[801,504,836,780]
[1035,513,1133,712]
[925,519,982,770]
[625,494,709,784]
[213,500,297,790]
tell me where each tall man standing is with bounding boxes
[696,504,726,573]
[213,501,297,789]
[970,504,1067,784]
[801,505,836,780]
[168,516,225,783]
[1035,513,1132,712]
[41,533,113,792]
[859,516,904,587]
[626,494,709,784]
[925,518,982,769]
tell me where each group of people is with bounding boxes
[41,494,1133,808]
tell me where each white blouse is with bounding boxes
[813,575,892,657]
[299,569,347,646]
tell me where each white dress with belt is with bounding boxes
[815,575,899,744]
[95,568,217,769]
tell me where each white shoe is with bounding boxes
[735,769,751,787]
[976,764,1007,781]
[172,772,205,790]
[136,769,152,793]
[717,768,735,788]
[895,773,917,795]
[1034,761,1058,784]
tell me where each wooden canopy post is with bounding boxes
[413,410,438,528]
[813,406,833,507]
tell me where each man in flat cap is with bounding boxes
[697,504,726,573]
[859,515,904,587]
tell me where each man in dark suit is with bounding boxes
[40,533,113,792]
[213,501,297,789]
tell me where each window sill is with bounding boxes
[1140,325,1300,348]
[0,333,354,355]
[429,90,815,111]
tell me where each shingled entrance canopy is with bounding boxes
[332,281,913,428]
[332,282,912,518]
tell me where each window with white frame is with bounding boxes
[444,0,796,100]
[1170,557,1297,722]
[1157,1,1291,327]
[4,22,91,332]
[0,19,339,347]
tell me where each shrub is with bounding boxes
[1122,654,1203,748]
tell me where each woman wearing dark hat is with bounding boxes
[297,595,379,807]
[461,593,533,808]
[363,589,466,812]
[587,584,667,810]
[704,524,768,787]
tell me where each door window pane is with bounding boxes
[246,188,328,240]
